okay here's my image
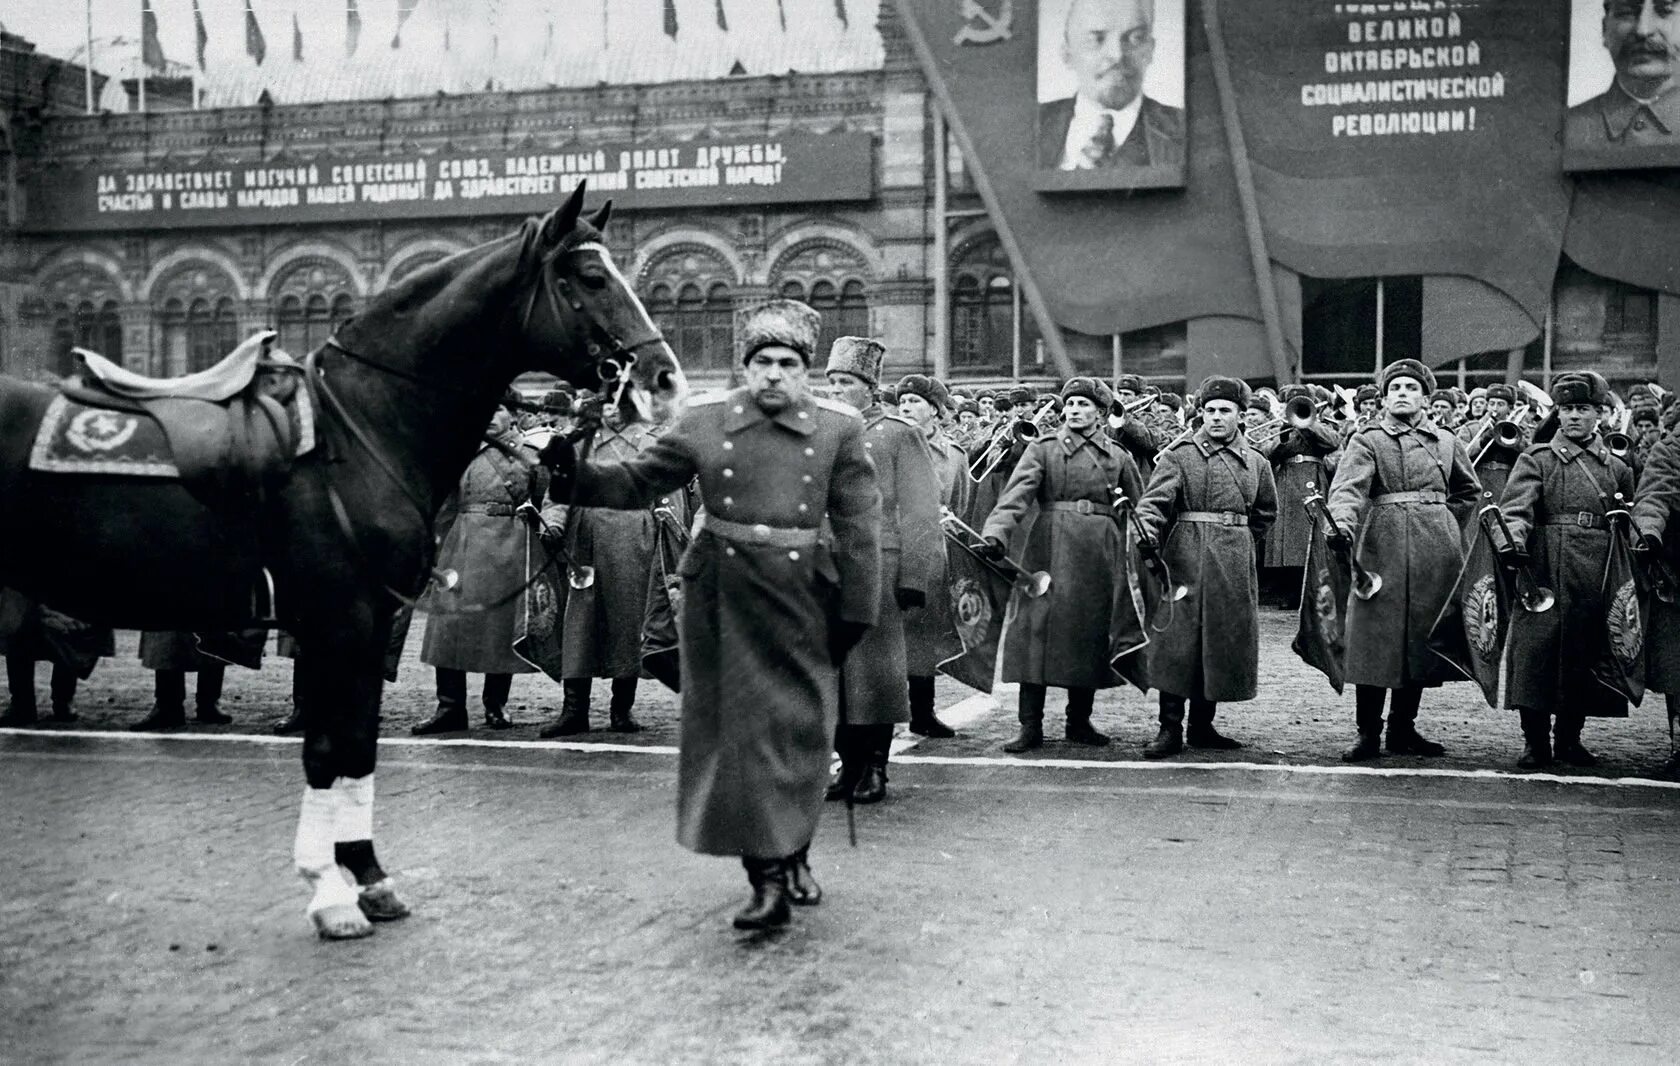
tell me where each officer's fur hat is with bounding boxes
[736,299,820,365]
[1279,383,1312,404]
[1380,358,1436,395]
[1061,376,1113,407]
[1551,372,1608,407]
[1485,383,1516,404]
[1113,373,1146,395]
[1200,375,1252,410]
[898,373,951,413]
[1354,384,1379,404]
[824,336,886,387]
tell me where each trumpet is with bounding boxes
[1481,501,1555,613]
[1106,392,1158,430]
[1472,420,1525,466]
[939,508,1052,597]
[1304,489,1381,600]
[1246,395,1320,443]
[1606,431,1633,458]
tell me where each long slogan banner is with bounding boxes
[20,132,875,232]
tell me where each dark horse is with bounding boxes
[0,181,686,939]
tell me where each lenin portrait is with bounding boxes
[1036,0,1186,190]
[1565,0,1680,169]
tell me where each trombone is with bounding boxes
[1246,394,1321,444]
[1471,420,1525,466]
[1106,392,1158,432]
[969,398,1056,483]
[939,508,1053,598]
[1303,487,1381,599]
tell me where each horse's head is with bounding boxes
[520,182,688,424]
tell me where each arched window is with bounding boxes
[951,274,1014,371]
[638,246,737,373]
[159,298,188,376]
[276,292,341,355]
[49,299,124,376]
[151,261,241,376]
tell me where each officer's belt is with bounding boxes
[1045,500,1106,515]
[698,514,820,548]
[1479,461,1512,471]
[1373,490,1447,506]
[459,502,519,516]
[1544,512,1609,530]
[1178,510,1248,526]
[1284,454,1319,465]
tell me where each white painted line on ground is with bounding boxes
[6,727,1678,790]
[894,690,1004,754]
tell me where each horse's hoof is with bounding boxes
[357,882,411,922]
[312,903,375,940]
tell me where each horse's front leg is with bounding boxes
[294,639,407,940]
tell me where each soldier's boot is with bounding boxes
[411,668,469,735]
[482,673,513,730]
[1658,711,1680,781]
[786,845,822,907]
[47,664,79,723]
[132,670,188,731]
[539,678,592,737]
[194,666,231,725]
[1003,683,1047,753]
[1552,712,1598,768]
[1144,695,1185,760]
[851,738,890,805]
[1186,698,1243,750]
[1342,686,1385,762]
[608,676,642,733]
[826,724,865,801]
[0,656,38,726]
[1384,686,1444,756]
[907,674,956,738]
[732,857,792,931]
[1516,708,1553,769]
[1064,687,1110,746]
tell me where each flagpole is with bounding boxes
[84,0,94,113]
[138,2,147,113]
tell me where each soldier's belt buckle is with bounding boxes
[753,523,773,537]
[1220,512,1240,525]
[1576,512,1596,528]
[1073,500,1094,514]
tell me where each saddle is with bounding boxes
[32,330,315,512]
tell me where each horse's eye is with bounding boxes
[579,272,609,291]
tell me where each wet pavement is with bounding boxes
[3,729,1678,1064]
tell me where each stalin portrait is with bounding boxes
[1566,0,1680,167]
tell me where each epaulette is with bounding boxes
[870,409,917,429]
[1160,431,1198,452]
[814,395,864,419]
[687,392,728,407]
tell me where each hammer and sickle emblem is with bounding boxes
[954,0,1014,45]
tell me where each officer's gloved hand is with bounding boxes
[538,437,577,500]
[829,620,870,665]
[1324,525,1353,552]
[1639,531,1663,554]
[1136,535,1159,561]
[895,588,926,610]
[977,537,1008,562]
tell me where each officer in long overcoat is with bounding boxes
[540,411,688,736]
[1631,421,1680,781]
[823,343,943,804]
[1258,383,1337,569]
[132,632,232,730]
[981,377,1145,753]
[1497,373,1636,770]
[1327,359,1481,762]
[1462,383,1526,505]
[414,392,543,734]
[0,590,112,725]
[545,300,881,931]
[1133,376,1278,758]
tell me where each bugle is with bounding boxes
[1471,420,1525,466]
[1304,488,1381,599]
[1111,489,1189,614]
[1605,431,1633,458]
[939,508,1052,598]
[1106,392,1157,430]
[1481,502,1554,613]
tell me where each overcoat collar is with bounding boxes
[1548,433,1609,465]
[1056,423,1116,456]
[1375,411,1442,439]
[723,387,817,437]
[1191,425,1247,458]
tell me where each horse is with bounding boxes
[0,180,687,940]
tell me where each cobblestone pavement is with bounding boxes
[12,610,1678,781]
[2,732,1677,1065]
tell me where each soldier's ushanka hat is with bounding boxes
[1200,375,1252,409]
[1380,358,1436,395]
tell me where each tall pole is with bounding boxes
[932,105,950,378]
[1203,0,1292,385]
[1374,278,1386,374]
[84,0,95,113]
[137,3,147,114]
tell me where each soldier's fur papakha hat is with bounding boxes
[825,336,886,387]
[736,299,821,365]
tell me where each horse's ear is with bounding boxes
[587,200,613,232]
[542,180,588,247]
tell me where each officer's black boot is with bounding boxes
[786,845,822,907]
[826,723,866,801]
[609,676,642,733]
[1516,708,1552,769]
[907,674,956,738]
[194,665,231,724]
[1186,698,1243,749]
[1553,712,1597,768]
[132,670,188,731]
[1145,694,1185,759]
[48,663,79,722]
[851,727,892,804]
[412,668,469,735]
[1342,685,1385,762]
[1064,687,1110,746]
[540,678,592,737]
[1384,686,1444,756]
[482,672,513,730]
[1003,683,1047,753]
[733,857,792,930]
[1,655,39,726]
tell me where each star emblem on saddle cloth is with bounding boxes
[65,409,141,453]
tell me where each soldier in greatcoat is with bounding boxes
[538,408,688,737]
[980,377,1145,753]
[413,391,544,734]
[821,342,944,804]
[131,632,232,730]
[1133,376,1278,758]
[1497,373,1636,770]
[1257,383,1337,571]
[1462,383,1526,504]
[0,591,112,725]
[1632,424,1680,781]
[544,300,881,931]
[1327,359,1481,762]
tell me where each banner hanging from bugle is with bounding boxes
[1292,501,1351,693]
[1594,510,1647,707]
[1427,507,1513,708]
[934,533,1014,695]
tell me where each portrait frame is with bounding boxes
[1564,0,1680,171]
[1034,0,1188,191]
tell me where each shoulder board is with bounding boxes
[814,396,864,419]
[1520,441,1550,456]
[1161,432,1198,452]
[877,410,917,428]
[687,393,728,407]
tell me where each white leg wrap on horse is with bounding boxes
[333,773,375,843]
[294,787,357,914]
